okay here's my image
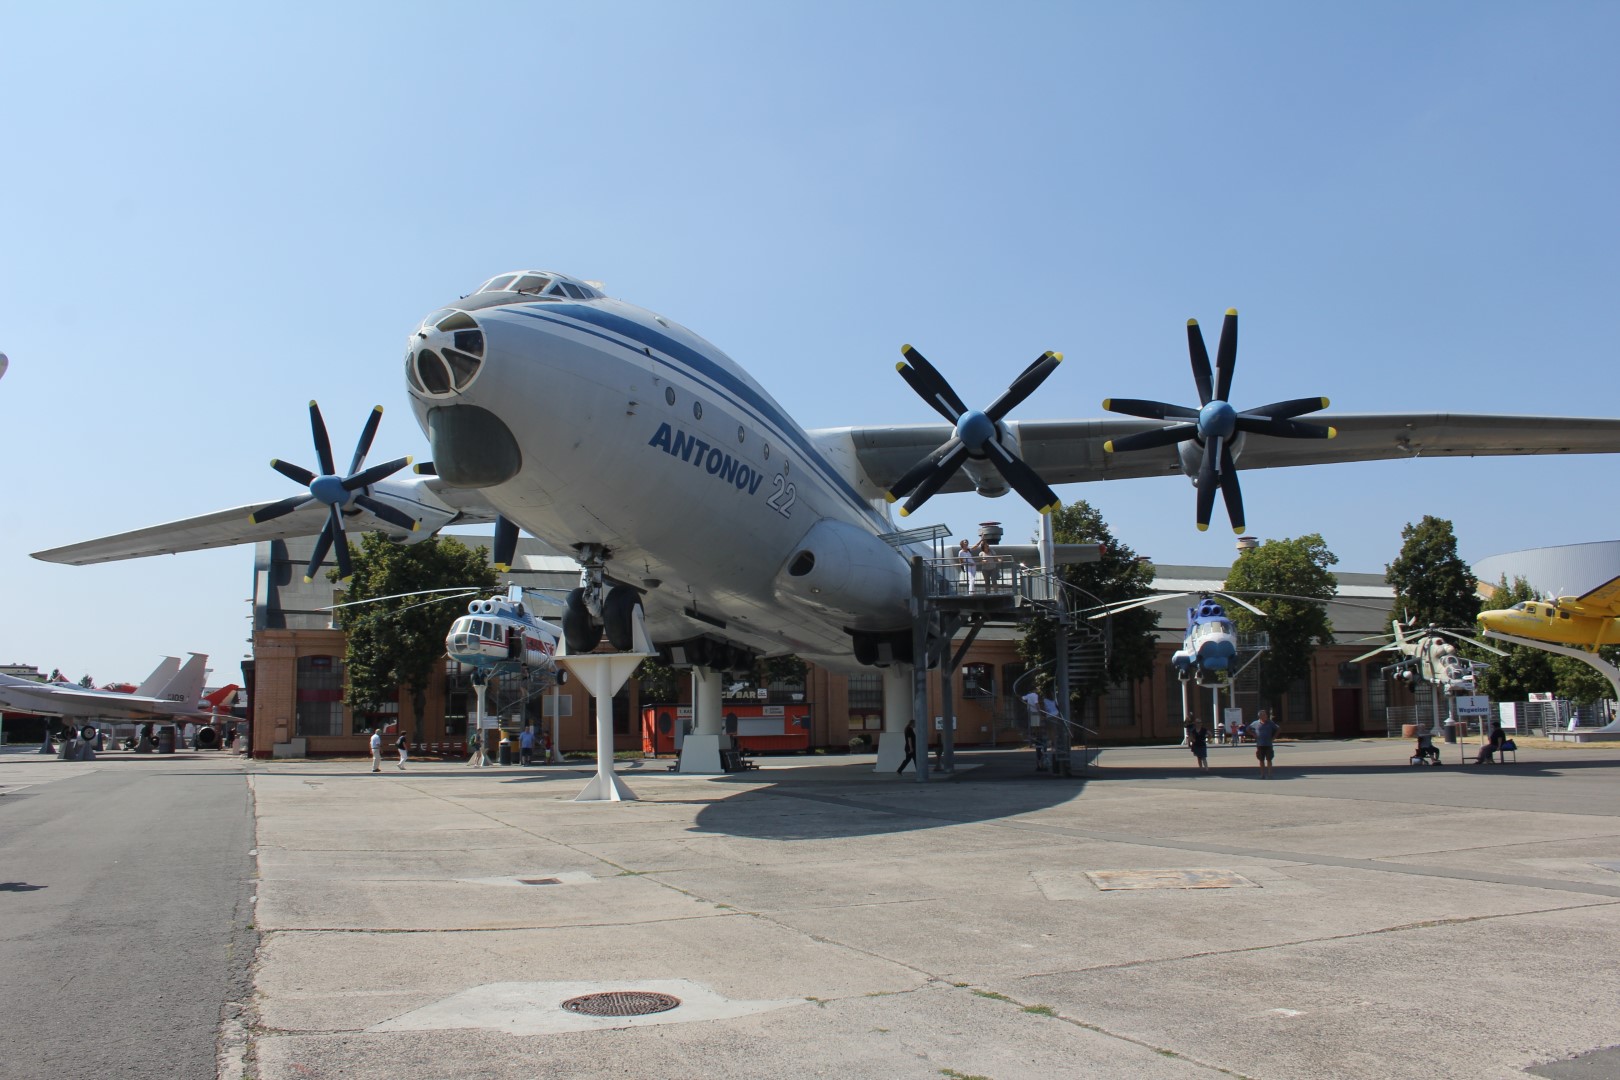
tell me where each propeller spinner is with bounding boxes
[248,402,416,582]
[887,344,1063,517]
[1102,310,1335,533]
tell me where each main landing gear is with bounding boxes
[561,544,643,654]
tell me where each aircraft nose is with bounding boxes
[406,309,485,397]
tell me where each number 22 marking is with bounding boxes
[767,474,797,518]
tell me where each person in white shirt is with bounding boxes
[957,539,979,595]
[369,729,382,772]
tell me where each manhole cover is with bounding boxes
[562,991,682,1017]
[518,878,561,886]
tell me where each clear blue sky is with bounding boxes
[2,2,1616,684]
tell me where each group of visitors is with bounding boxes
[1183,709,1279,777]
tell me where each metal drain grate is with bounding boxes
[517,878,561,886]
[562,991,682,1017]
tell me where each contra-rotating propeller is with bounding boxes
[248,402,417,582]
[887,344,1063,517]
[1101,309,1335,533]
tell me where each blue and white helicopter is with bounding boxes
[1087,590,1268,687]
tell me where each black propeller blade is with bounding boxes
[1101,309,1335,534]
[248,402,416,582]
[887,345,1063,517]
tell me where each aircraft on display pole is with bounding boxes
[1476,576,1620,650]
[33,271,1620,689]
[0,653,213,721]
[1084,590,1269,687]
[1350,621,1503,694]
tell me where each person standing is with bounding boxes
[396,731,408,770]
[1253,708,1279,779]
[519,726,535,766]
[1188,721,1209,772]
[956,539,979,595]
[897,721,917,774]
[369,728,382,773]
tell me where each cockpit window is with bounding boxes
[512,274,552,295]
[478,275,518,293]
[560,282,587,299]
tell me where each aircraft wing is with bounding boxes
[32,478,498,566]
[1573,574,1620,615]
[832,414,1620,495]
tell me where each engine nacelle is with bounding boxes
[1176,432,1248,482]
[773,518,912,626]
[355,478,460,544]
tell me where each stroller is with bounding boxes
[1410,732,1442,766]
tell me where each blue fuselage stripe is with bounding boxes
[500,304,883,525]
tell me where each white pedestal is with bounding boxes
[556,606,655,803]
[678,732,728,774]
[876,730,911,773]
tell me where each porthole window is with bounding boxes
[737,426,746,443]
[692,401,703,420]
[664,387,676,406]
[763,443,770,460]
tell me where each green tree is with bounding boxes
[333,533,498,741]
[1018,502,1159,721]
[1224,534,1339,712]
[1385,516,1479,629]
[78,674,94,688]
[1476,576,1556,703]
[1551,651,1620,703]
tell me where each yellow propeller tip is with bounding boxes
[1103,441,1115,454]
[248,515,261,525]
[1187,318,1199,327]
[900,344,914,355]
[308,399,318,407]
[1040,501,1061,514]
[493,563,510,573]
[897,507,912,518]
[372,405,384,413]
[894,361,907,372]
[883,492,898,503]
[1052,351,1063,362]
[302,575,314,584]
[1327,427,1338,438]
[1101,399,1112,410]
[1320,397,1330,408]
[1233,526,1246,535]
[404,454,414,464]
[1225,308,1238,316]
[1197,523,1210,533]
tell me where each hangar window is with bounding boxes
[961,663,993,699]
[295,654,345,738]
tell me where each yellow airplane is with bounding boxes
[1476,575,1620,650]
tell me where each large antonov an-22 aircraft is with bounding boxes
[34,270,1620,760]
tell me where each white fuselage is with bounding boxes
[407,291,919,667]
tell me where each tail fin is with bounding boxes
[158,653,209,705]
[203,684,241,709]
[133,657,182,698]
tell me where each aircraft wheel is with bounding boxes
[563,588,603,653]
[602,586,641,652]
